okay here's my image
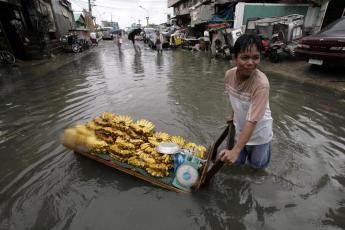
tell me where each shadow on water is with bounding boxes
[132,52,144,75]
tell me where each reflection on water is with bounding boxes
[0,41,344,230]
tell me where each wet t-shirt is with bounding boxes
[225,67,273,145]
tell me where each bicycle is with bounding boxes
[0,50,15,65]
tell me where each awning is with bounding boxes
[207,22,230,31]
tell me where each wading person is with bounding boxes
[133,34,141,54]
[155,31,163,53]
[117,33,123,50]
[221,34,273,169]
[203,29,210,51]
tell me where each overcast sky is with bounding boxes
[70,0,173,28]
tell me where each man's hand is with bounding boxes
[220,149,240,164]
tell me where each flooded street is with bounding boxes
[0,40,344,230]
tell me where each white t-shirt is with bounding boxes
[226,67,273,145]
[204,30,209,42]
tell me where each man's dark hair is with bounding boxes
[233,34,262,58]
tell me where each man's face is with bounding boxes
[234,45,260,77]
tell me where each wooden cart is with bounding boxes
[72,123,235,193]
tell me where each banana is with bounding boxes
[134,119,155,133]
[170,136,186,147]
[153,132,170,142]
[114,115,133,126]
[100,112,117,123]
[94,117,109,127]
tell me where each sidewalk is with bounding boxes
[14,47,96,77]
[259,54,345,94]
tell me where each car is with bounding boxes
[101,27,114,40]
[143,28,156,48]
[295,17,345,66]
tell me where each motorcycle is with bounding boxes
[61,34,90,53]
[214,39,231,59]
[261,34,285,63]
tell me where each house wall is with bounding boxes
[174,1,191,16]
[51,0,75,38]
[36,0,56,32]
[234,3,312,29]
[191,4,214,26]
[168,0,183,8]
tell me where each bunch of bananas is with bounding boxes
[108,137,136,162]
[170,136,186,147]
[136,150,172,177]
[183,142,207,159]
[62,124,108,154]
[131,119,155,135]
[63,112,207,177]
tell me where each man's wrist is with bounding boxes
[232,146,242,155]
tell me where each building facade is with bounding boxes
[0,0,76,60]
[168,0,345,34]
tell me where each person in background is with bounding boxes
[117,32,123,50]
[155,31,164,53]
[221,34,273,169]
[90,32,98,45]
[203,29,210,51]
[134,34,141,54]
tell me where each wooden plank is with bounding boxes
[74,151,188,193]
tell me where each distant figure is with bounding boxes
[134,35,141,54]
[155,31,164,53]
[203,29,210,51]
[117,33,123,50]
[90,32,98,46]
[192,43,200,52]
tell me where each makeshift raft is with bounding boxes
[68,123,234,193]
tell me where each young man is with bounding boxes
[221,34,273,169]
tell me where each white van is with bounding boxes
[102,27,114,40]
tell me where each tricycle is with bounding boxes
[208,22,242,59]
[245,14,304,63]
[61,29,91,53]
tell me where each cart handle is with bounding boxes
[203,121,235,185]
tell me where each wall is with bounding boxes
[168,0,183,7]
[234,3,311,29]
[51,0,75,38]
[191,4,214,26]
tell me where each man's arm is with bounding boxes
[220,121,256,163]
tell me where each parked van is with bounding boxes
[102,27,114,40]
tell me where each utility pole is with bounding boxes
[88,0,92,15]
[139,6,149,27]
[138,19,141,27]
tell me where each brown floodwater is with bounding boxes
[0,40,344,230]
